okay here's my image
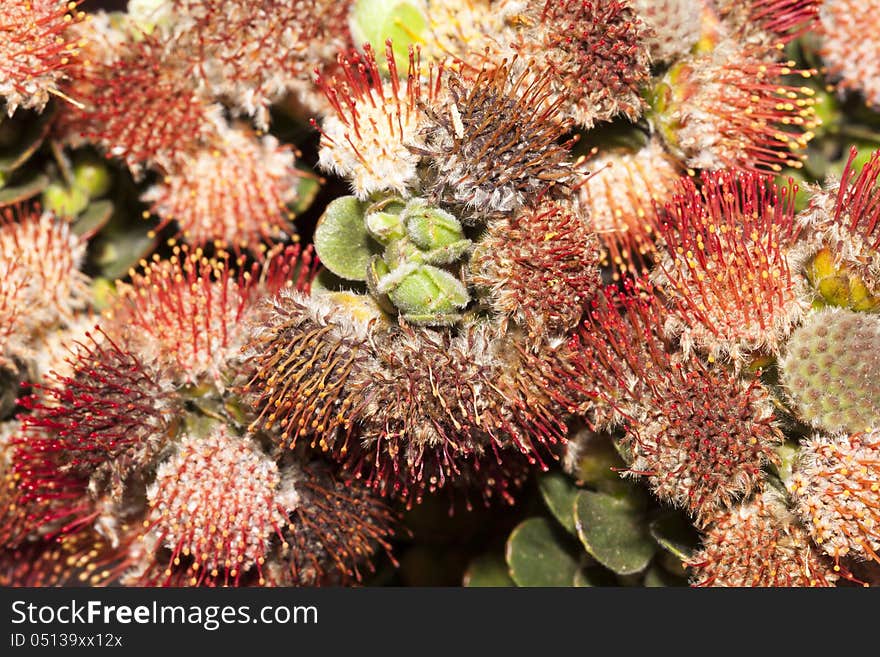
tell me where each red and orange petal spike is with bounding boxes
[280,463,396,586]
[508,0,651,128]
[0,0,85,115]
[745,0,820,42]
[789,431,880,567]
[797,147,880,295]
[469,200,601,338]
[57,35,222,176]
[315,42,443,198]
[687,490,839,587]
[144,428,289,586]
[819,1,880,108]
[651,170,807,365]
[18,329,175,495]
[577,139,682,279]
[657,41,818,173]
[0,426,92,548]
[106,245,311,388]
[142,124,302,253]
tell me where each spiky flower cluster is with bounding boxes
[687,490,838,587]
[0,206,90,370]
[579,288,782,523]
[7,0,880,590]
[416,63,577,222]
[789,431,880,565]
[0,0,85,115]
[652,170,806,364]
[469,200,600,337]
[652,41,818,173]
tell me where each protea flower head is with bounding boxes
[794,147,880,297]
[105,245,311,388]
[789,431,880,567]
[244,289,382,451]
[0,206,90,369]
[577,138,682,279]
[651,39,818,173]
[579,285,782,522]
[819,0,880,108]
[142,123,302,253]
[469,199,600,338]
[0,0,85,115]
[18,330,176,502]
[315,43,442,199]
[687,489,839,587]
[161,0,354,127]
[413,61,578,223]
[57,34,225,176]
[651,170,808,365]
[501,0,651,129]
[628,360,782,524]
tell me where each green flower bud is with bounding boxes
[404,200,465,250]
[365,197,406,244]
[42,182,89,218]
[73,157,112,199]
[386,264,470,325]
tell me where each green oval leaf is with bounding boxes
[538,471,579,536]
[574,490,655,576]
[506,517,580,587]
[0,173,49,206]
[313,195,377,281]
[72,200,114,238]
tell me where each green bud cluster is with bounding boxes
[314,195,473,325]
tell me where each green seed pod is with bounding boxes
[779,308,880,433]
